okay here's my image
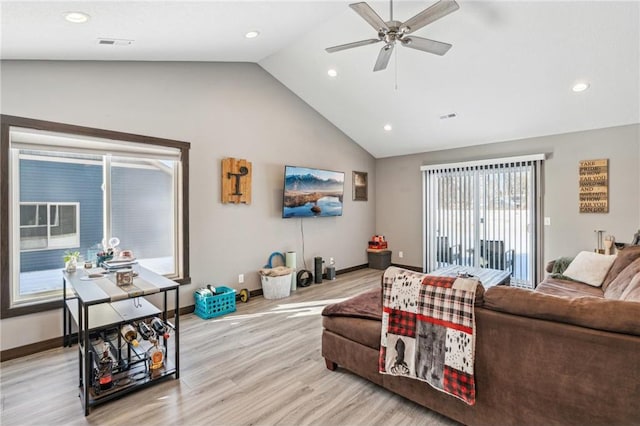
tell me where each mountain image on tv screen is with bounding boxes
[283,166,345,218]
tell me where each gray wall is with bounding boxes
[0,60,376,350]
[376,124,640,269]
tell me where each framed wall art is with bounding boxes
[579,159,608,213]
[353,171,368,201]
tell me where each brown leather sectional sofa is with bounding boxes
[321,246,640,425]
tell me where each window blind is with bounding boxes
[10,128,181,161]
[422,154,545,288]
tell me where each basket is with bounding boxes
[194,286,236,319]
[260,273,292,299]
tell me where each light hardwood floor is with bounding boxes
[0,268,458,426]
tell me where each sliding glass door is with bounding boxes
[423,155,544,288]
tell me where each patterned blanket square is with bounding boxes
[443,366,475,404]
[384,334,415,375]
[383,267,427,308]
[385,308,417,338]
[421,275,455,288]
[419,285,475,329]
[378,346,387,372]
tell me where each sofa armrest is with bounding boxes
[484,286,640,336]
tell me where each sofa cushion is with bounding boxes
[536,277,604,298]
[605,257,640,300]
[322,316,381,350]
[322,289,383,350]
[621,272,640,302]
[602,245,640,291]
[562,251,616,287]
[484,286,640,336]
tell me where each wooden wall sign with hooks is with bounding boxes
[222,157,252,204]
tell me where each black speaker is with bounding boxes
[314,256,323,284]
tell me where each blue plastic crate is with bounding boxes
[194,286,236,319]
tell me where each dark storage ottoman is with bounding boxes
[367,250,391,270]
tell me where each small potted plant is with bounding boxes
[64,250,80,272]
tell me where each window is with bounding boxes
[20,202,79,251]
[422,155,545,288]
[1,115,191,318]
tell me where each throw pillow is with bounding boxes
[563,251,617,287]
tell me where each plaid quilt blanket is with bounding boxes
[379,267,480,405]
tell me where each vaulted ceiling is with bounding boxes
[2,1,639,158]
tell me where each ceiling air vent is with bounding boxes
[439,113,457,120]
[98,38,134,46]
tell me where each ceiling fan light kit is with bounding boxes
[326,0,459,72]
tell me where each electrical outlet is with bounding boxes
[399,251,404,258]
[238,274,244,284]
[544,217,551,226]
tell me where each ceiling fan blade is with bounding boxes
[373,43,394,72]
[401,36,452,56]
[350,2,390,32]
[326,38,381,53]
[401,0,460,35]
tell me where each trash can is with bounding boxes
[367,250,391,270]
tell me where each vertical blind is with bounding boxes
[422,154,545,288]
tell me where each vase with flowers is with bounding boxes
[64,250,80,272]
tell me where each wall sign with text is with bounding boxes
[579,159,608,213]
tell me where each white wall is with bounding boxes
[376,124,640,269]
[0,60,376,351]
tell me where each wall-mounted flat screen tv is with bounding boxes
[283,166,345,218]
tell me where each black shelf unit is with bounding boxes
[63,267,179,415]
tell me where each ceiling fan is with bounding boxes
[326,0,460,72]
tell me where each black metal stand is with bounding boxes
[62,267,180,416]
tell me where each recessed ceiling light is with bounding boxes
[327,69,338,77]
[383,124,392,131]
[572,82,590,92]
[64,11,90,23]
[245,30,260,39]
